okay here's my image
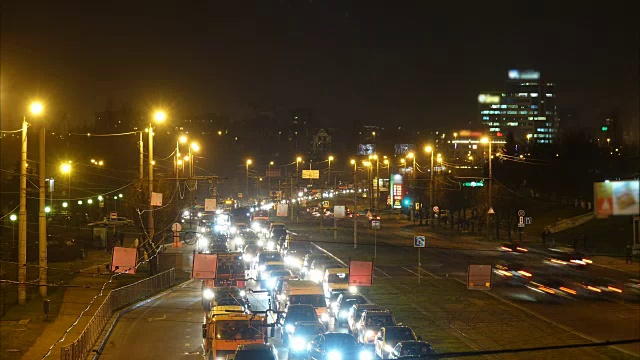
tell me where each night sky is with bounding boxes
[1,0,638,130]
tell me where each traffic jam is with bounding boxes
[194,208,437,360]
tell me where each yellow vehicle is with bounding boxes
[202,311,265,360]
[323,267,350,298]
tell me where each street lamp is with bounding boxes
[246,159,252,201]
[363,160,372,210]
[373,155,379,211]
[268,161,274,197]
[10,214,17,249]
[327,156,334,188]
[148,110,166,257]
[60,161,72,230]
[350,159,357,248]
[424,146,434,224]
[481,136,493,240]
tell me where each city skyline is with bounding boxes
[1,1,637,132]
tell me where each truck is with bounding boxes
[201,252,246,309]
[278,279,329,323]
[202,310,265,360]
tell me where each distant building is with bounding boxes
[478,69,559,144]
[598,115,623,148]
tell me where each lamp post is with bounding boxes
[425,146,434,224]
[363,160,372,211]
[60,162,71,228]
[351,159,357,249]
[294,157,302,221]
[10,214,17,249]
[268,161,274,198]
[327,156,334,189]
[481,137,493,240]
[246,159,252,202]
[406,152,415,221]
[149,110,166,259]
[373,155,379,212]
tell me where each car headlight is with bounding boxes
[321,312,329,322]
[202,289,214,300]
[327,351,342,360]
[230,226,237,234]
[291,336,307,351]
[339,310,348,319]
[243,254,252,262]
[359,350,373,360]
[239,290,246,297]
[267,278,277,289]
[234,237,244,245]
[257,240,264,247]
[259,265,266,271]
[285,324,295,334]
[349,286,358,293]
[385,344,394,353]
[365,330,375,339]
[267,241,274,250]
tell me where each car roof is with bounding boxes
[237,343,274,351]
[363,310,392,316]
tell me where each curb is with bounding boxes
[90,278,193,360]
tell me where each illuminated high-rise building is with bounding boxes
[478,69,559,144]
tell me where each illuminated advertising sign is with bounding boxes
[390,174,403,209]
[508,69,540,80]
[357,144,375,155]
[394,144,415,155]
[477,94,501,104]
[594,180,639,217]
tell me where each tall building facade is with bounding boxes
[478,69,559,144]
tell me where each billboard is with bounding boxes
[334,205,345,219]
[394,144,415,155]
[191,253,217,279]
[349,260,374,287]
[390,174,403,209]
[276,203,289,217]
[477,94,500,104]
[508,69,540,80]
[204,198,216,212]
[111,247,137,274]
[594,180,639,217]
[301,169,320,179]
[357,144,376,155]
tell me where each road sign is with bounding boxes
[110,211,117,220]
[414,236,426,248]
[432,206,439,213]
[334,206,345,219]
[487,207,495,214]
[171,223,182,232]
[150,192,163,206]
[467,265,492,290]
[204,199,216,212]
[517,210,526,217]
[371,220,381,229]
[461,181,484,187]
[238,193,243,198]
[524,217,532,225]
[301,169,320,179]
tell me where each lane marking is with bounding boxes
[147,314,166,322]
[374,267,391,277]
[402,267,419,276]
[450,278,639,358]
[418,266,439,279]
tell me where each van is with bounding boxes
[280,280,329,323]
[323,267,350,298]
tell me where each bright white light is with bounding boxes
[267,278,277,289]
[266,241,275,250]
[292,336,307,351]
[321,312,329,322]
[257,240,264,247]
[327,350,342,360]
[285,324,295,334]
[240,290,246,297]
[202,289,214,300]
[243,254,252,262]
[359,351,373,360]
[234,237,244,245]
[183,210,189,217]
[349,286,358,293]
[215,209,222,214]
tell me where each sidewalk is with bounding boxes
[0,234,145,360]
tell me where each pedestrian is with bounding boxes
[626,243,633,264]
[119,231,125,247]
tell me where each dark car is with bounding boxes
[334,293,368,325]
[280,304,320,344]
[375,326,418,359]
[232,343,278,360]
[389,340,437,359]
[288,321,326,359]
[301,254,331,277]
[307,332,373,360]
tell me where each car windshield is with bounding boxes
[289,294,327,307]
[270,270,291,277]
[215,297,243,306]
[261,253,282,262]
[265,264,284,272]
[325,334,357,349]
[366,315,395,327]
[215,320,262,340]
[327,273,349,283]
[386,328,416,343]
[235,350,275,360]
[293,324,325,336]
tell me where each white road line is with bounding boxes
[450,278,639,358]
[418,267,439,279]
[374,267,391,277]
[402,267,419,276]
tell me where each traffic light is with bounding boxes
[602,126,608,131]
[403,197,412,207]
[461,181,484,187]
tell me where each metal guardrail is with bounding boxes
[60,269,176,360]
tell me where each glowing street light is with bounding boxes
[246,159,252,201]
[44,206,51,213]
[87,199,93,204]
[62,202,68,208]
[98,195,103,201]
[153,110,167,123]
[77,200,83,205]
[179,135,188,144]
[191,142,200,152]
[30,102,44,115]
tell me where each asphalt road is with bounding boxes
[291,219,640,357]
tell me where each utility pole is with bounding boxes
[139,131,144,181]
[18,118,28,304]
[38,124,47,298]
[351,160,358,249]
[488,139,493,241]
[430,151,434,225]
[148,125,155,271]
